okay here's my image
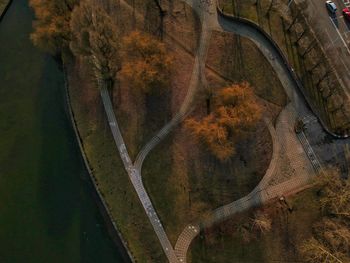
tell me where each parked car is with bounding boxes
[343,7,350,21]
[326,0,337,14]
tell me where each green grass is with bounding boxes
[68,62,167,263]
[189,188,321,263]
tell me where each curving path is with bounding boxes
[172,1,322,262]
[98,1,213,262]
[96,0,332,263]
[173,104,315,262]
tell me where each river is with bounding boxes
[0,0,126,262]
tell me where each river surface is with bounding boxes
[0,0,125,262]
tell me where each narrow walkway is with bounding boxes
[99,2,212,261]
[97,1,330,263]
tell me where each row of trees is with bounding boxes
[299,171,350,263]
[30,0,78,55]
[30,0,172,94]
[30,0,262,162]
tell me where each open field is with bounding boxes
[142,27,287,245]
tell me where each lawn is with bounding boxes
[67,59,167,263]
[109,0,201,159]
[218,0,349,134]
[142,29,287,245]
[189,188,321,263]
[66,0,289,261]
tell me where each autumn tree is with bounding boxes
[30,0,78,55]
[70,0,120,88]
[299,170,350,263]
[186,82,262,161]
[119,31,172,94]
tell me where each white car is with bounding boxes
[325,0,337,14]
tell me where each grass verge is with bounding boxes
[67,60,167,263]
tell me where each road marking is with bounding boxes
[329,16,350,55]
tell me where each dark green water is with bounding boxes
[0,0,125,262]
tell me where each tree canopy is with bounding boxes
[119,31,173,94]
[299,170,350,263]
[186,82,262,161]
[30,0,78,55]
[70,0,120,85]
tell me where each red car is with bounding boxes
[343,7,350,21]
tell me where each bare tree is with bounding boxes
[250,211,272,234]
[70,0,120,89]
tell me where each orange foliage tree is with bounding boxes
[186,82,262,161]
[30,0,78,55]
[119,31,172,94]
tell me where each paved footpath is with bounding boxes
[98,2,213,260]
[100,85,179,262]
[96,1,335,263]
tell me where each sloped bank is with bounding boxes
[0,0,12,21]
[64,57,167,262]
[63,64,134,263]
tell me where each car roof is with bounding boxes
[329,2,337,9]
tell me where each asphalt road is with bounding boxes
[301,0,350,98]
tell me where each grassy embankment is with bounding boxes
[67,1,170,261]
[0,0,10,17]
[189,188,321,262]
[219,0,349,134]
[68,59,167,262]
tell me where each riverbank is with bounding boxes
[62,64,134,263]
[0,0,12,21]
[66,58,167,262]
[0,0,126,261]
